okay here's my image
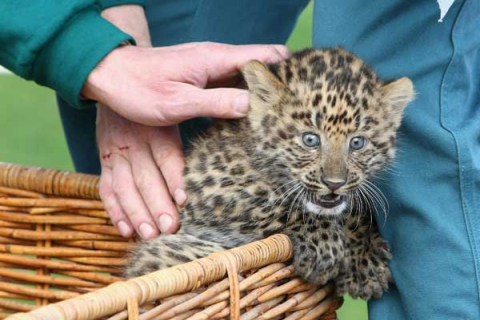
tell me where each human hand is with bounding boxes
[95,5,184,239]
[96,105,185,239]
[82,42,290,126]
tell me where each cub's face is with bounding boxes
[243,48,414,216]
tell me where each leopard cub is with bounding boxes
[126,48,414,300]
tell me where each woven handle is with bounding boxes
[0,163,100,200]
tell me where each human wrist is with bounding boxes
[82,4,152,105]
[101,5,152,47]
[81,45,137,102]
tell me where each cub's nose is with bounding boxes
[321,178,346,192]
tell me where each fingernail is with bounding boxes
[174,189,187,207]
[235,93,250,115]
[139,222,156,239]
[159,214,173,234]
[117,220,132,238]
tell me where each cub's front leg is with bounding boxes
[335,211,392,300]
[286,219,347,285]
[125,231,228,279]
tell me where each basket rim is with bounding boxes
[7,234,293,320]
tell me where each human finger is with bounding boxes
[200,43,290,82]
[99,166,134,238]
[110,153,159,239]
[129,141,180,234]
[158,84,251,124]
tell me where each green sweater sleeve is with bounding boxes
[0,1,134,108]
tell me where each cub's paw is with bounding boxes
[336,239,392,300]
[292,240,345,285]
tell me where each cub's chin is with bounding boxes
[305,194,347,216]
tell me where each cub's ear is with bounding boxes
[383,77,415,114]
[242,60,288,112]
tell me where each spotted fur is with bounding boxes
[126,48,414,300]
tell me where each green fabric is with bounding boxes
[0,0,133,108]
[100,0,146,9]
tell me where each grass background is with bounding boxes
[0,2,368,319]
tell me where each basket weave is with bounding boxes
[0,163,342,320]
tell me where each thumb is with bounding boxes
[170,87,251,121]
[192,87,250,119]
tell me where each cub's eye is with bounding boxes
[302,133,321,148]
[350,136,367,151]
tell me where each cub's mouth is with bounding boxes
[305,193,348,216]
[318,194,346,209]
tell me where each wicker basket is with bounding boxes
[0,163,342,320]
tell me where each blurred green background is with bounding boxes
[0,2,368,319]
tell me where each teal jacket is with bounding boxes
[0,0,144,108]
